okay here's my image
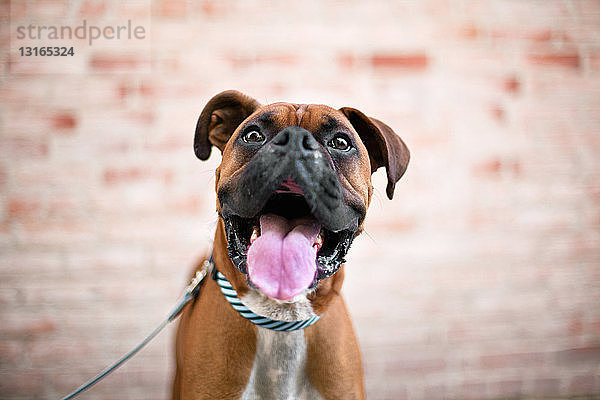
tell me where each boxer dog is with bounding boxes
[172,90,409,400]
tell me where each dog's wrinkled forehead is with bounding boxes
[253,102,353,134]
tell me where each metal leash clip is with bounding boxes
[186,261,210,296]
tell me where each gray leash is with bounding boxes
[60,265,209,400]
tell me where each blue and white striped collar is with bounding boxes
[214,269,321,332]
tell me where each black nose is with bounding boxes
[271,127,319,155]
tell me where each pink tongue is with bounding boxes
[247,214,321,300]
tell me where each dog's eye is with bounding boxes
[327,135,352,151]
[242,129,265,144]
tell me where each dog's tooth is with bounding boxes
[250,227,259,244]
[313,233,323,248]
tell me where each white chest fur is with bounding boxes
[241,328,323,400]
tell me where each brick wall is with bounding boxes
[1,0,599,399]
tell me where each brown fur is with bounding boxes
[174,91,409,399]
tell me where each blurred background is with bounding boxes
[1,0,599,399]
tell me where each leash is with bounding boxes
[59,260,211,400]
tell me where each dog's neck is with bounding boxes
[240,288,318,322]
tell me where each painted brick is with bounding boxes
[50,112,77,130]
[228,54,299,69]
[0,167,6,187]
[6,198,41,219]
[568,316,584,336]
[569,375,598,394]
[459,23,479,40]
[458,382,487,400]
[14,218,98,246]
[533,378,562,396]
[370,53,429,70]
[385,357,447,374]
[199,1,219,16]
[103,167,173,185]
[0,318,56,339]
[337,53,355,69]
[489,380,523,398]
[528,52,581,68]
[0,341,23,367]
[490,28,555,43]
[504,75,521,94]
[473,157,521,177]
[480,351,546,369]
[490,104,505,122]
[139,82,154,97]
[555,346,600,364]
[6,1,25,19]
[0,371,46,397]
[0,137,49,157]
[153,0,187,17]
[527,29,554,42]
[89,54,151,72]
[79,0,107,17]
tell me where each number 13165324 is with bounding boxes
[19,47,74,56]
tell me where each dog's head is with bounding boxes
[195,90,409,306]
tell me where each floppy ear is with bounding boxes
[194,90,261,160]
[339,107,410,199]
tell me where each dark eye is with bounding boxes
[242,128,265,144]
[327,135,352,151]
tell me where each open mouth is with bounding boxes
[223,178,355,301]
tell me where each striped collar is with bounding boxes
[214,270,321,332]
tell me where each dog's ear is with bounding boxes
[339,107,410,199]
[194,90,261,160]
